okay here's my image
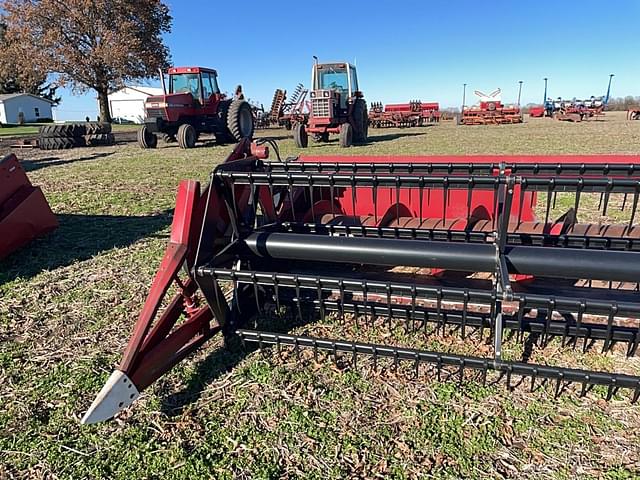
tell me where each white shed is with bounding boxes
[0,93,55,124]
[108,86,164,124]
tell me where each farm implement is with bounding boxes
[268,84,310,130]
[368,101,440,128]
[460,88,523,125]
[82,139,640,424]
[627,108,640,121]
[530,75,614,121]
[0,154,58,258]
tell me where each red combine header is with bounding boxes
[460,88,523,125]
[0,154,57,258]
[368,100,440,128]
[82,139,640,424]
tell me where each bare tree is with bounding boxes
[1,0,172,122]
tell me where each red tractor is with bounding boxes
[293,60,368,148]
[137,67,254,149]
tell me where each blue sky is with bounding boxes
[54,0,640,120]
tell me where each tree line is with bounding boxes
[0,0,172,122]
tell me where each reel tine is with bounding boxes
[273,273,280,310]
[603,303,618,353]
[629,189,639,230]
[309,175,315,221]
[294,275,302,321]
[317,278,325,320]
[410,285,417,333]
[338,279,345,323]
[372,179,378,223]
[251,272,262,315]
[602,179,613,217]
[574,302,585,351]
[329,175,336,220]
[574,179,583,219]
[516,300,525,343]
[461,290,469,339]
[386,283,393,331]
[544,181,553,226]
[287,176,297,222]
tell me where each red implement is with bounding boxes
[0,154,58,259]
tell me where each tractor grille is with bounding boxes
[146,108,167,120]
[311,98,331,118]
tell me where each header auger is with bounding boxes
[82,140,640,424]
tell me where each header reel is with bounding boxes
[82,141,640,424]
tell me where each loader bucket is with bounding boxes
[82,144,640,424]
[0,154,58,259]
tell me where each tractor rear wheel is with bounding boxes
[177,124,197,149]
[137,126,157,149]
[339,122,353,148]
[352,99,368,144]
[227,100,255,141]
[293,122,308,148]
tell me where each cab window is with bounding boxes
[349,67,358,93]
[170,73,201,100]
[202,72,220,99]
[319,69,348,94]
[202,73,213,99]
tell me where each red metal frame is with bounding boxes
[117,139,254,390]
[0,154,58,259]
[84,146,640,423]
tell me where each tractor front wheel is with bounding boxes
[137,126,157,149]
[339,123,353,148]
[163,133,176,143]
[177,124,197,149]
[293,122,308,148]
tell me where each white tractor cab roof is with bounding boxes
[311,62,359,98]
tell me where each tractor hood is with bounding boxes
[145,92,194,108]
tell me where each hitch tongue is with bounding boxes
[81,370,140,425]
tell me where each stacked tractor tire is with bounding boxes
[38,123,115,150]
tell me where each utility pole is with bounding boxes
[605,73,614,105]
[517,80,523,106]
[461,83,467,113]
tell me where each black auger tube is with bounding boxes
[243,232,640,283]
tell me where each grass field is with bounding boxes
[1,112,640,479]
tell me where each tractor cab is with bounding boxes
[310,62,359,116]
[166,67,222,108]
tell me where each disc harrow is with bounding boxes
[81,140,640,424]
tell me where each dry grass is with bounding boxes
[1,111,640,479]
